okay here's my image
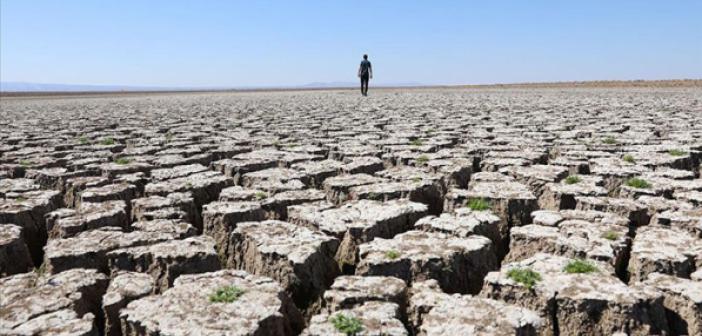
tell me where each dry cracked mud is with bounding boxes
[1,87,701,335]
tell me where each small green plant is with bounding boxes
[329,313,363,335]
[15,196,26,202]
[209,285,245,303]
[564,175,582,185]
[626,177,651,189]
[622,154,636,163]
[466,198,490,211]
[78,136,89,145]
[254,191,267,200]
[100,137,115,145]
[602,137,617,145]
[165,132,174,142]
[507,268,541,290]
[185,182,193,188]
[114,157,131,165]
[410,139,423,146]
[416,155,429,164]
[668,149,687,157]
[563,259,598,274]
[19,159,31,167]
[601,231,619,241]
[412,177,422,183]
[385,250,400,260]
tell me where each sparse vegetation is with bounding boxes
[416,155,429,164]
[626,177,651,189]
[410,139,423,146]
[563,259,598,274]
[165,132,174,142]
[412,177,422,183]
[602,137,617,145]
[114,157,131,165]
[329,313,363,335]
[622,154,636,163]
[15,197,26,202]
[601,231,619,241]
[100,137,115,145]
[385,250,400,260]
[19,159,31,167]
[466,198,490,211]
[209,285,245,303]
[254,191,267,200]
[507,268,541,290]
[564,175,582,184]
[668,149,687,156]
[78,136,89,145]
[185,182,193,188]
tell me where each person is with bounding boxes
[358,54,372,96]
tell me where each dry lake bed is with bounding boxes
[1,87,701,335]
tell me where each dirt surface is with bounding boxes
[1,86,701,335]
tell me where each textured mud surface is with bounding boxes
[1,87,701,335]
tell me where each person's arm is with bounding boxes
[369,63,373,79]
[358,64,362,78]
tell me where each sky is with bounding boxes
[1,1,701,87]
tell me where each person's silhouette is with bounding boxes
[358,54,372,96]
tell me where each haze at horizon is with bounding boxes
[1,1,701,87]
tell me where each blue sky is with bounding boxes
[1,1,701,87]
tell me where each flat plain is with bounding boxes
[1,86,701,335]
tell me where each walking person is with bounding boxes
[358,54,372,96]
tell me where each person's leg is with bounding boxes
[360,76,365,95]
[362,76,369,95]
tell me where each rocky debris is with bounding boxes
[227,220,339,311]
[302,301,407,336]
[0,269,108,334]
[202,201,266,261]
[323,173,386,204]
[628,226,702,281]
[321,275,408,315]
[218,185,267,202]
[341,156,384,175]
[0,190,61,264]
[357,230,496,294]
[0,224,33,276]
[107,235,219,292]
[43,228,176,274]
[242,167,313,188]
[482,253,669,335]
[641,272,702,336]
[46,200,129,238]
[290,199,428,271]
[99,162,152,179]
[650,207,702,237]
[102,272,154,336]
[575,196,650,226]
[130,192,199,230]
[120,270,304,335]
[539,175,607,210]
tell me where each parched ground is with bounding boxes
[1,87,701,335]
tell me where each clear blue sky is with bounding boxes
[1,1,701,87]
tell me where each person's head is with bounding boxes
[363,54,368,60]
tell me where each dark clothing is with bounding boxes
[360,59,371,95]
[360,74,369,95]
[359,60,372,76]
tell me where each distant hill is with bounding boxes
[0,82,193,92]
